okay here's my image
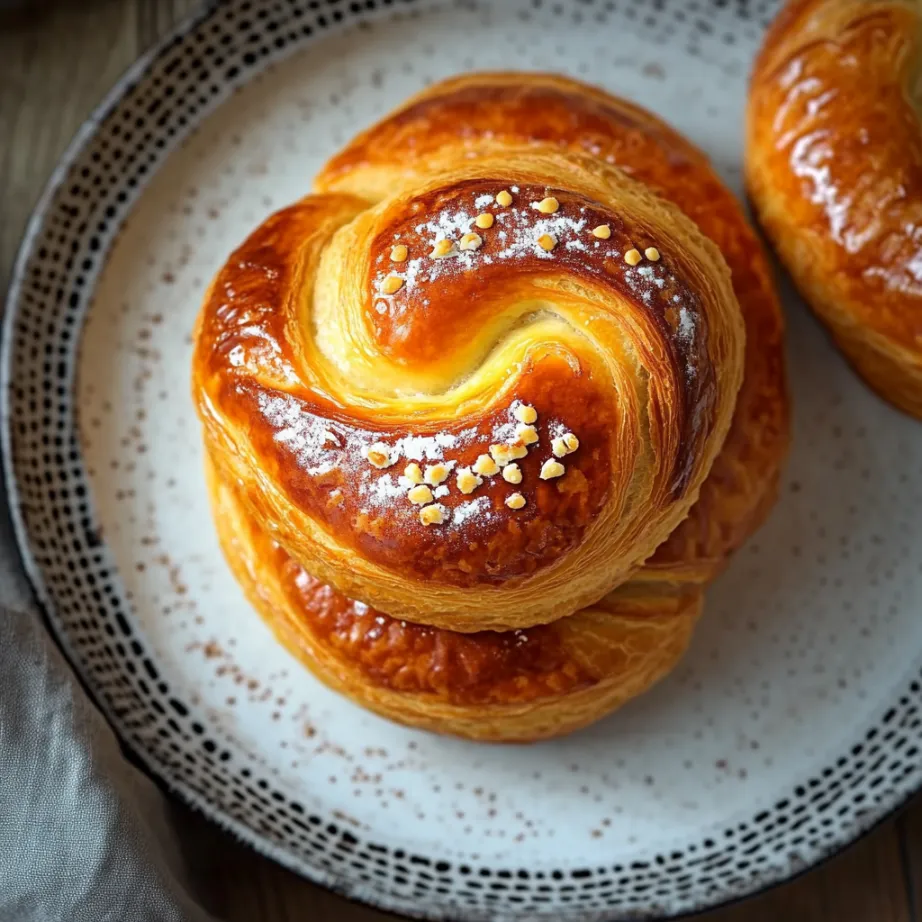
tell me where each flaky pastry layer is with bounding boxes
[747,0,922,418]
[192,74,751,631]
[320,73,790,586]
[195,74,789,739]
[209,458,699,742]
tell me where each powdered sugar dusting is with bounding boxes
[374,187,593,295]
[491,417,519,442]
[622,258,700,378]
[549,419,568,439]
[678,308,699,377]
[258,392,480,484]
[494,211,588,261]
[415,207,476,241]
[395,431,464,461]
[637,265,666,289]
[677,307,696,342]
[258,393,338,475]
[256,389,575,530]
[384,207,482,295]
[360,472,405,507]
[452,496,491,526]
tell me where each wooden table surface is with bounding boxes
[2,2,921,920]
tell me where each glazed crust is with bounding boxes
[195,75,789,741]
[193,75,750,632]
[320,72,789,585]
[747,0,922,418]
[209,457,700,742]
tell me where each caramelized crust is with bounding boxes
[195,75,790,741]
[747,0,922,418]
[210,459,700,741]
[193,75,749,631]
[318,71,790,583]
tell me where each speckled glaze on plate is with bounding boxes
[4,2,922,920]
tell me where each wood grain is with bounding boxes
[0,2,917,921]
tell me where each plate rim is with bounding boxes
[1,1,919,919]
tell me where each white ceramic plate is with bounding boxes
[4,1,922,919]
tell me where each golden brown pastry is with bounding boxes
[747,0,922,418]
[193,74,789,741]
[318,73,789,589]
[210,457,699,742]
[192,78,747,633]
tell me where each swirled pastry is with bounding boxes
[747,0,922,418]
[194,74,789,741]
[193,86,746,633]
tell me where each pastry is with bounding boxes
[193,74,788,741]
[209,456,699,742]
[192,79,747,633]
[747,0,922,418]
[319,71,790,587]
